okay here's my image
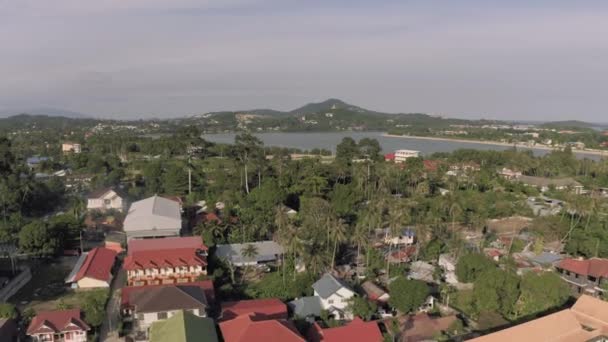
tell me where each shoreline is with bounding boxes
[382,134,608,157]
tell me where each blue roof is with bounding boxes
[530,252,562,265]
[26,156,49,165]
[402,228,416,237]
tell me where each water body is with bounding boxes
[203,131,604,160]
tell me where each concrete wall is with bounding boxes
[0,267,32,301]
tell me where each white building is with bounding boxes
[123,195,182,240]
[394,149,420,163]
[86,188,126,212]
[312,273,355,320]
[62,142,81,154]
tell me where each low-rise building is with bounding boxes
[556,257,608,297]
[65,247,117,289]
[86,188,126,212]
[123,195,182,240]
[219,313,305,342]
[361,281,390,303]
[124,237,208,286]
[26,309,90,342]
[312,273,356,320]
[149,310,218,342]
[394,150,420,163]
[62,142,82,154]
[221,298,288,321]
[308,317,383,342]
[215,241,284,267]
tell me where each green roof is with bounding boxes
[149,310,218,342]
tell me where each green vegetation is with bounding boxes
[388,277,429,313]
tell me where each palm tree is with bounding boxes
[242,243,259,260]
[385,202,407,276]
[449,201,462,232]
[352,222,368,267]
[330,219,347,269]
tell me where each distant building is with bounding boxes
[394,150,420,163]
[27,309,90,342]
[498,168,522,180]
[517,175,584,194]
[382,228,416,246]
[123,195,182,240]
[62,142,82,154]
[86,188,126,212]
[26,156,50,169]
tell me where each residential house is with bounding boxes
[382,228,416,246]
[308,317,383,342]
[289,296,323,319]
[361,281,390,303]
[65,247,117,289]
[407,261,436,283]
[399,313,458,342]
[215,241,284,267]
[469,295,608,342]
[62,142,82,154]
[26,309,90,342]
[26,156,50,169]
[394,150,420,163]
[149,310,218,342]
[498,168,522,180]
[221,298,288,321]
[124,237,208,286]
[386,245,417,264]
[86,188,126,212]
[121,283,210,335]
[0,318,17,341]
[516,175,585,194]
[438,254,459,285]
[220,313,305,342]
[555,258,608,297]
[123,195,182,240]
[312,273,356,320]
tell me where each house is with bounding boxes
[399,313,458,342]
[123,195,182,240]
[483,248,504,262]
[219,314,305,342]
[382,228,416,246]
[26,156,50,169]
[289,296,323,319]
[394,150,420,163]
[438,254,459,285]
[516,175,584,194]
[312,273,356,320]
[121,283,210,334]
[62,142,82,154]
[361,281,390,303]
[386,245,417,264]
[86,188,126,212]
[121,280,215,311]
[215,241,284,267]
[308,317,383,342]
[384,153,395,162]
[469,295,608,342]
[124,236,208,286]
[526,252,563,268]
[0,318,17,341]
[221,298,288,321]
[149,310,218,342]
[555,257,608,297]
[407,261,436,283]
[498,168,522,180]
[65,247,117,289]
[26,309,90,342]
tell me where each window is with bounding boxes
[328,299,334,304]
[157,312,168,320]
[137,313,144,321]
[104,199,111,205]
[589,276,597,282]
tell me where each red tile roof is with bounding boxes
[557,258,608,278]
[308,318,383,342]
[73,247,117,282]
[220,314,304,342]
[27,309,90,336]
[384,153,395,161]
[221,298,288,321]
[121,280,215,307]
[123,248,207,271]
[423,160,439,172]
[127,236,208,254]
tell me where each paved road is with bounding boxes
[99,268,126,341]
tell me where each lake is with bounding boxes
[202,131,604,160]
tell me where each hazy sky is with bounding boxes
[1,0,607,120]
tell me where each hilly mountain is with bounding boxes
[0,107,91,119]
[539,120,597,130]
[289,98,378,116]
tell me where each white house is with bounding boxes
[62,142,82,154]
[383,228,416,246]
[312,273,355,320]
[123,195,182,240]
[86,188,126,212]
[394,149,420,163]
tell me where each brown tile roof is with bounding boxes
[221,298,288,321]
[219,314,305,342]
[469,295,608,342]
[127,284,208,314]
[557,258,608,278]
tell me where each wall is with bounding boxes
[0,267,32,301]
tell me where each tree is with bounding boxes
[0,303,17,319]
[388,277,429,313]
[455,253,495,283]
[163,164,189,195]
[80,289,109,328]
[515,272,570,318]
[473,268,520,318]
[241,244,259,260]
[348,296,377,321]
[19,220,58,256]
[235,132,264,194]
[336,137,358,164]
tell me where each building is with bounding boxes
[149,310,218,342]
[123,195,182,240]
[121,283,210,334]
[469,295,608,342]
[65,247,117,289]
[361,281,390,303]
[308,317,383,342]
[438,254,459,285]
[26,156,50,169]
[382,228,416,246]
[288,296,323,319]
[556,258,608,297]
[394,150,420,163]
[498,168,522,180]
[0,318,17,341]
[399,313,458,342]
[221,298,288,321]
[62,142,82,154]
[26,309,90,342]
[312,273,356,320]
[215,241,284,267]
[219,313,305,342]
[516,175,584,193]
[124,237,208,286]
[86,188,126,212]
[407,261,436,283]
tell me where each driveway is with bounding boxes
[99,268,126,341]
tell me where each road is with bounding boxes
[99,268,126,341]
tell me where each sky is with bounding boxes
[1,0,607,121]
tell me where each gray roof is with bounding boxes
[215,241,284,265]
[312,273,352,299]
[129,285,208,314]
[529,252,563,266]
[518,176,582,188]
[288,296,322,318]
[123,195,181,234]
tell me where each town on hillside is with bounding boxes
[0,126,607,342]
